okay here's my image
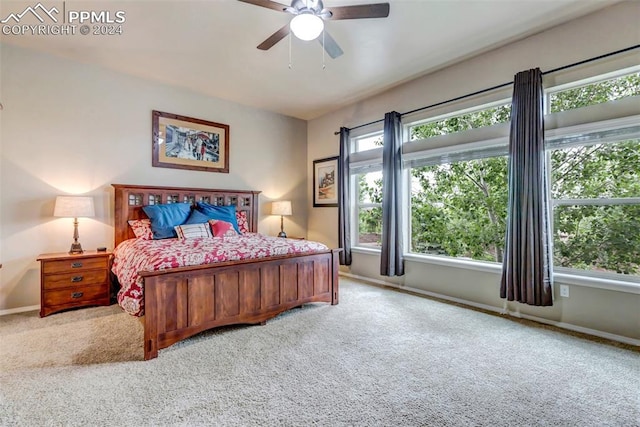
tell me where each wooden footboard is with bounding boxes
[140,249,340,360]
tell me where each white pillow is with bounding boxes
[174,223,212,239]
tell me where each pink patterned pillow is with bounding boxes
[236,210,249,234]
[128,219,153,240]
[209,219,239,237]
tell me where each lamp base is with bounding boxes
[277,231,287,238]
[69,242,84,254]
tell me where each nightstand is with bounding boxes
[37,251,112,317]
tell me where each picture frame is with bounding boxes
[313,156,339,207]
[152,110,229,173]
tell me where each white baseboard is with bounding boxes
[0,305,39,316]
[340,272,640,347]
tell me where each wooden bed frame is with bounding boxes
[113,184,339,360]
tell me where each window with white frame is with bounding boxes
[548,129,640,277]
[549,71,640,112]
[546,70,640,278]
[409,101,511,140]
[352,132,383,153]
[410,152,508,262]
[351,131,384,248]
[349,67,639,283]
[356,169,383,248]
[407,102,512,262]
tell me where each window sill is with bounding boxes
[354,248,502,273]
[403,253,502,274]
[352,249,640,295]
[352,246,381,255]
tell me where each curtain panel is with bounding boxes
[500,68,553,306]
[380,111,405,276]
[338,127,352,266]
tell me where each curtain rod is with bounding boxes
[334,44,640,135]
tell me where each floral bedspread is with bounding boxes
[112,233,329,316]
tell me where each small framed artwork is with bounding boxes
[313,156,339,207]
[152,110,229,173]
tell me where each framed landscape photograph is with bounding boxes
[313,156,339,207]
[152,110,229,173]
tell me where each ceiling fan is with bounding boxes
[237,0,390,59]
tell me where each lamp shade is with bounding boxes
[290,13,324,41]
[271,200,292,216]
[54,196,95,218]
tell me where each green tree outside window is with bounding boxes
[358,72,639,276]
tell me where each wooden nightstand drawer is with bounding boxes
[38,251,113,317]
[42,270,108,290]
[43,284,108,307]
[42,256,108,274]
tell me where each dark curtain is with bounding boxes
[380,111,404,276]
[338,127,352,265]
[500,68,553,306]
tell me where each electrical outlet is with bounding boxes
[559,285,570,298]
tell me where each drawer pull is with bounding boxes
[71,292,84,299]
[71,262,83,268]
[71,276,83,283]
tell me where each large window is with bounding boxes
[408,102,511,262]
[411,156,507,261]
[356,170,383,248]
[549,134,640,277]
[349,67,639,283]
[352,131,384,248]
[547,70,640,278]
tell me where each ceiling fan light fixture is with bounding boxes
[290,13,324,41]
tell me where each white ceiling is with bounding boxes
[0,0,621,120]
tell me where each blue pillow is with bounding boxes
[142,203,192,239]
[184,209,210,225]
[195,202,240,233]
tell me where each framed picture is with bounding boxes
[152,110,229,173]
[313,156,339,207]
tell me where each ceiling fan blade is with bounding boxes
[319,31,343,59]
[257,24,290,50]
[328,3,390,20]
[237,0,288,13]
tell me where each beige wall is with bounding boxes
[307,2,640,342]
[0,44,308,311]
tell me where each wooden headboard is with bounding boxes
[112,184,261,246]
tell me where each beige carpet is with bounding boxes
[0,278,638,426]
[0,303,143,369]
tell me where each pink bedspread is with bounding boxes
[112,233,329,316]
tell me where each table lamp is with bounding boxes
[271,200,292,238]
[54,195,95,254]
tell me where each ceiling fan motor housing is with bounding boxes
[290,0,325,15]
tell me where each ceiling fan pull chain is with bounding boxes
[289,33,293,69]
[322,30,326,70]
